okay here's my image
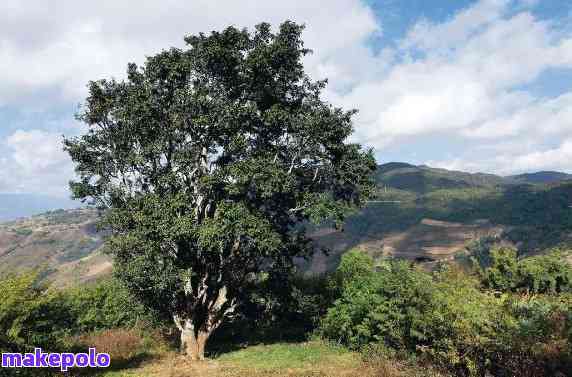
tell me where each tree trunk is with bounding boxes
[196,331,209,360]
[178,317,212,361]
[174,286,235,361]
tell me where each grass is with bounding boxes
[216,341,358,371]
[94,340,450,377]
[95,341,373,377]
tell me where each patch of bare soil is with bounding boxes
[307,218,504,271]
[367,218,503,262]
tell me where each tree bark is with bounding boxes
[181,331,210,360]
[174,286,236,361]
[178,318,212,361]
[196,331,209,360]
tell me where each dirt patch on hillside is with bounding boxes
[364,218,503,262]
[308,218,504,272]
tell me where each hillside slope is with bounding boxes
[306,163,572,272]
[507,171,572,184]
[375,162,505,194]
[0,208,109,287]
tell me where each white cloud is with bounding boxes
[401,0,509,52]
[1,0,572,198]
[464,92,572,139]
[0,0,379,107]
[0,130,74,196]
[351,10,572,136]
[339,0,572,174]
[0,0,380,194]
[430,139,572,175]
[7,130,66,171]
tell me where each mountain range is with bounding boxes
[0,193,80,222]
[1,162,571,286]
[375,162,572,193]
[2,164,571,222]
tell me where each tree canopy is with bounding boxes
[64,21,376,360]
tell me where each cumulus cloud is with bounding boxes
[400,0,509,52]
[0,0,380,195]
[430,139,572,175]
[349,7,572,137]
[0,130,74,196]
[1,0,572,198]
[464,93,572,139]
[0,0,379,107]
[341,0,572,174]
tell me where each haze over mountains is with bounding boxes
[0,193,80,222]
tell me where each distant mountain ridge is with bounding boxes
[2,164,569,222]
[506,171,572,184]
[376,162,502,194]
[376,162,572,193]
[0,193,81,222]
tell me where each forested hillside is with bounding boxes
[307,162,572,272]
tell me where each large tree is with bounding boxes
[64,21,376,360]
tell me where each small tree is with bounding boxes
[482,247,520,292]
[64,21,376,360]
[0,272,71,353]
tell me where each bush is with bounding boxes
[481,247,520,292]
[517,251,572,294]
[320,252,572,376]
[0,273,163,356]
[329,249,375,294]
[320,255,434,349]
[63,278,161,333]
[74,328,146,364]
[482,247,572,294]
[0,272,73,353]
[482,294,572,376]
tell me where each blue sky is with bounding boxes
[1,0,572,198]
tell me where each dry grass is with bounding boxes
[76,328,147,364]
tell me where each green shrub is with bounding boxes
[493,294,572,376]
[517,251,572,294]
[320,252,572,376]
[0,273,161,356]
[12,228,33,237]
[0,272,73,353]
[328,249,375,294]
[320,256,434,349]
[482,247,572,294]
[63,278,160,332]
[482,247,520,292]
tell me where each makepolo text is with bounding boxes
[1,348,110,372]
